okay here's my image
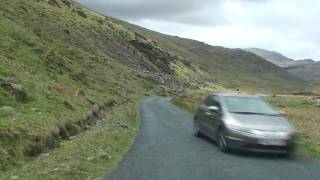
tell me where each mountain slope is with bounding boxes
[285,62,320,83]
[115,20,303,90]
[244,48,320,82]
[244,48,294,67]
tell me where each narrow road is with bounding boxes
[108,96,320,180]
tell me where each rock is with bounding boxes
[104,100,117,107]
[61,0,71,8]
[75,88,86,97]
[54,84,67,94]
[48,0,61,7]
[33,28,42,37]
[87,156,96,163]
[92,104,100,115]
[77,10,87,18]
[75,88,95,105]
[313,97,320,107]
[120,124,129,130]
[86,97,95,105]
[0,106,16,116]
[0,77,29,103]
[100,152,112,160]
[68,135,77,140]
[115,123,129,130]
[10,175,18,180]
[53,168,59,171]
[63,100,74,111]
[63,29,70,35]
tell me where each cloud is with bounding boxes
[76,0,320,60]
[76,0,214,21]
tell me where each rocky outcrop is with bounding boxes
[130,33,176,74]
[48,0,61,8]
[0,77,29,103]
[76,10,87,18]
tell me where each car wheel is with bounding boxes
[280,151,294,158]
[218,132,228,153]
[193,122,201,137]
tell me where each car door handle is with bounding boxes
[205,112,212,115]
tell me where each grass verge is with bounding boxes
[0,101,140,179]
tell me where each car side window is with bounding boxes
[213,96,222,109]
[204,95,220,107]
[203,96,213,106]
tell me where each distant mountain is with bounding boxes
[244,48,320,82]
[285,61,320,83]
[244,48,294,67]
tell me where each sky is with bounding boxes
[76,0,320,61]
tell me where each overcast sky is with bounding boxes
[76,0,320,61]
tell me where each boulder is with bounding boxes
[48,0,61,8]
[0,77,29,103]
[100,152,112,160]
[87,156,96,163]
[63,100,74,111]
[61,0,71,8]
[313,97,320,107]
[77,10,87,18]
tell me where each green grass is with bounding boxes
[0,101,140,179]
[266,95,320,158]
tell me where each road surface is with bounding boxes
[108,96,320,180]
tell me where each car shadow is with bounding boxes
[198,134,296,160]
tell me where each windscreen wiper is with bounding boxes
[231,112,278,116]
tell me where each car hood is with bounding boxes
[230,113,295,132]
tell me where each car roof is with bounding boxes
[212,92,258,98]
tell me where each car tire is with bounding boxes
[218,132,228,153]
[193,122,201,137]
[280,151,294,158]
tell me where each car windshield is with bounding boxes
[224,96,278,115]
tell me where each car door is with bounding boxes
[196,96,212,135]
[203,95,222,139]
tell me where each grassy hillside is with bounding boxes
[0,0,191,173]
[116,20,304,91]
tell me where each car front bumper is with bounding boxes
[224,128,295,154]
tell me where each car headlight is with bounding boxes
[226,124,260,135]
[226,124,290,138]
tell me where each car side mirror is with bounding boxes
[208,106,220,113]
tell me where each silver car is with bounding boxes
[194,93,296,154]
